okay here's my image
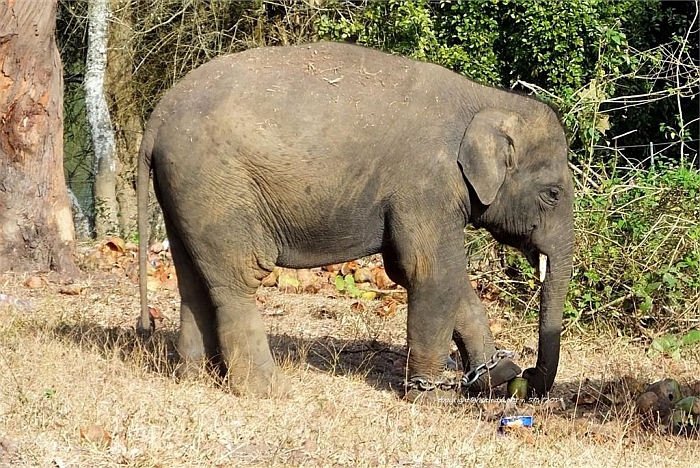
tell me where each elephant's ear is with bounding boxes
[458,109,523,205]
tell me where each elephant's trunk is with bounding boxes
[525,216,574,395]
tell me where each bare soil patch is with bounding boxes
[1,265,699,467]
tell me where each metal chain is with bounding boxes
[460,350,515,387]
[405,350,515,392]
[405,376,460,392]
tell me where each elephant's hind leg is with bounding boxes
[167,235,219,380]
[207,281,287,397]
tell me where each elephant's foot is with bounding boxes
[175,357,213,381]
[467,358,521,394]
[223,366,290,398]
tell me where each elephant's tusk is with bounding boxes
[539,253,548,282]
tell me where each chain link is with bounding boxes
[405,376,460,392]
[460,350,515,387]
[405,350,515,393]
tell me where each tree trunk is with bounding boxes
[106,0,140,239]
[86,0,119,239]
[0,0,78,275]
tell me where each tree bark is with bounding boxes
[86,0,119,239]
[106,0,140,239]
[0,0,78,275]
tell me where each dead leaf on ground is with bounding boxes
[372,267,395,289]
[104,237,126,254]
[318,282,339,297]
[80,424,112,447]
[148,306,165,322]
[376,298,398,317]
[58,284,83,296]
[323,263,343,273]
[350,302,366,313]
[479,283,500,301]
[340,261,359,276]
[24,276,45,289]
[489,318,505,336]
[148,242,164,254]
[297,269,322,293]
[353,267,373,283]
[277,271,300,293]
[261,267,281,287]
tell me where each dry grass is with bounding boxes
[1,270,700,468]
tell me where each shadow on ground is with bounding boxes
[51,321,699,430]
[51,321,408,395]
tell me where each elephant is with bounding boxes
[136,41,574,399]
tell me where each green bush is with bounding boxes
[479,161,700,336]
[571,160,700,332]
[317,0,696,160]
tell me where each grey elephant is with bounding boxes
[137,42,573,399]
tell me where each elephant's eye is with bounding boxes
[541,186,562,206]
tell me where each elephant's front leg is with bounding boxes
[404,282,459,402]
[384,225,470,403]
[452,282,521,393]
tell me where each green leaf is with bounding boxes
[344,275,355,288]
[650,337,666,352]
[662,273,677,287]
[682,329,700,346]
[334,275,345,292]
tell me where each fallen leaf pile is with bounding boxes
[80,239,409,313]
[81,237,177,292]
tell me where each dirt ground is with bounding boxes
[1,258,700,467]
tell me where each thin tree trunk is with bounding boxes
[0,0,78,275]
[86,0,119,239]
[106,0,140,239]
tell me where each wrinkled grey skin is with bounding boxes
[137,42,573,399]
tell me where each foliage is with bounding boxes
[130,0,320,118]
[317,0,698,162]
[334,274,376,300]
[318,0,699,337]
[571,160,700,333]
[648,330,700,360]
[477,159,700,338]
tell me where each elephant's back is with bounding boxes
[150,42,466,164]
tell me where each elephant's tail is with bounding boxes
[136,126,156,337]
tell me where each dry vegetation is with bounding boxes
[0,243,699,467]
